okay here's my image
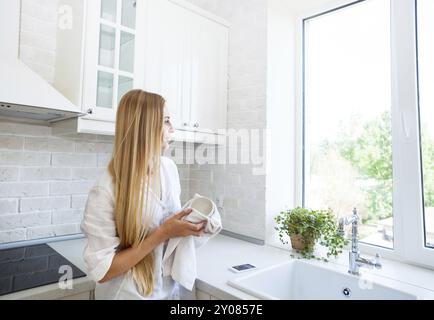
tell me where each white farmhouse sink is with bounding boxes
[228,260,419,300]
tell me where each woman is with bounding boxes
[80,90,206,300]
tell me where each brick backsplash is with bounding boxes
[0,120,190,244]
[0,120,111,243]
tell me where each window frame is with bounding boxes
[296,0,434,268]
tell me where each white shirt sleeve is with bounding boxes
[80,186,120,282]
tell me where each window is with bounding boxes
[416,0,434,248]
[303,0,393,248]
[301,0,434,266]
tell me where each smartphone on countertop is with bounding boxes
[228,264,257,273]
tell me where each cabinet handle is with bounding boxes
[183,122,188,127]
[87,108,94,115]
[194,123,199,128]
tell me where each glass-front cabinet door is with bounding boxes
[82,0,138,121]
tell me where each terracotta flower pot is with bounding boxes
[290,234,315,252]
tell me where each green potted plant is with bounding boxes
[275,207,348,260]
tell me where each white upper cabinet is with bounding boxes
[53,0,229,141]
[142,0,188,130]
[190,11,229,134]
[143,0,229,135]
[82,0,142,122]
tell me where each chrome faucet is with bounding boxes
[338,208,382,276]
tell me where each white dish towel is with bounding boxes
[162,194,222,291]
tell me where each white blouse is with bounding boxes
[80,156,183,300]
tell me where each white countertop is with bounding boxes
[1,234,434,300]
[195,235,291,299]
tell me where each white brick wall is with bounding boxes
[26,224,81,240]
[0,212,52,231]
[186,0,268,240]
[0,152,51,167]
[52,209,83,224]
[0,199,19,215]
[24,137,75,153]
[0,120,191,244]
[0,168,19,182]
[0,229,26,243]
[49,181,95,196]
[0,120,114,244]
[20,196,70,212]
[71,195,87,209]
[0,182,50,198]
[51,153,98,168]
[20,167,71,181]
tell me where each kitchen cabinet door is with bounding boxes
[144,0,228,135]
[190,13,229,134]
[143,0,189,130]
[82,0,139,122]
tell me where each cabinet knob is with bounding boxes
[183,122,188,127]
[87,108,93,115]
[194,123,199,128]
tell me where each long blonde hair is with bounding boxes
[108,90,165,296]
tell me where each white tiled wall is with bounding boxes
[0,121,102,243]
[186,0,268,240]
[0,121,190,244]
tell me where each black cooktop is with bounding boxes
[0,244,87,296]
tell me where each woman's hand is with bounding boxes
[97,209,206,284]
[158,208,207,241]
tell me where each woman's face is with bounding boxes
[162,109,174,150]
